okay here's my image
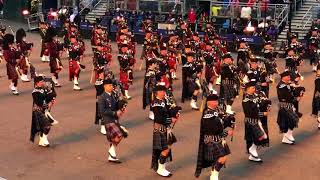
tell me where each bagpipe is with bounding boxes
[165,90,182,119]
[56,40,65,52]
[217,101,236,141]
[255,55,279,75]
[43,77,58,125]
[290,84,306,98]
[163,89,182,145]
[113,80,129,138]
[257,92,272,112]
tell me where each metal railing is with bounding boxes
[276,5,289,29]
[300,5,316,30]
[138,0,185,14]
[209,1,288,21]
[79,0,103,15]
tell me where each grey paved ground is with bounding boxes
[0,20,319,180]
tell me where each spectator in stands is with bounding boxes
[58,6,69,23]
[247,0,256,8]
[245,16,258,28]
[260,0,269,17]
[47,8,57,21]
[232,16,243,35]
[166,12,176,24]
[243,16,258,35]
[266,24,278,40]
[258,19,269,29]
[188,8,196,31]
[128,11,137,30]
[231,0,241,17]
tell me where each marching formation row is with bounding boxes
[1,16,320,179]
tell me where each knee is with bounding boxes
[161,149,170,156]
[218,156,227,164]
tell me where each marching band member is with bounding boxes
[46,27,64,87]
[246,58,270,97]
[220,53,239,114]
[143,59,159,120]
[181,52,202,110]
[203,42,218,91]
[39,22,49,62]
[263,41,278,82]
[118,42,134,99]
[308,28,320,71]
[277,71,303,145]
[237,40,250,74]
[30,75,57,147]
[68,35,84,90]
[312,65,320,129]
[16,28,34,82]
[195,93,234,180]
[98,78,128,163]
[151,84,181,177]
[285,48,304,117]
[242,80,269,162]
[3,34,21,95]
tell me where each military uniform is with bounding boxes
[277,73,301,144]
[195,94,234,179]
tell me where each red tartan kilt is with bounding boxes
[6,63,18,80]
[129,58,136,66]
[69,60,80,80]
[50,57,63,73]
[107,54,112,62]
[200,43,206,50]
[106,123,123,142]
[80,47,85,56]
[215,62,221,74]
[205,66,214,81]
[19,57,28,71]
[120,70,129,84]
[160,75,170,87]
[168,59,176,70]
[309,45,317,53]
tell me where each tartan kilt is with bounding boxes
[33,110,52,131]
[119,70,129,90]
[186,80,200,97]
[277,107,299,133]
[204,142,230,161]
[6,63,18,80]
[50,57,63,73]
[153,131,169,151]
[168,58,176,70]
[205,66,215,83]
[19,57,28,71]
[105,123,123,143]
[30,110,52,142]
[68,60,80,81]
[221,84,237,100]
[245,120,266,146]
